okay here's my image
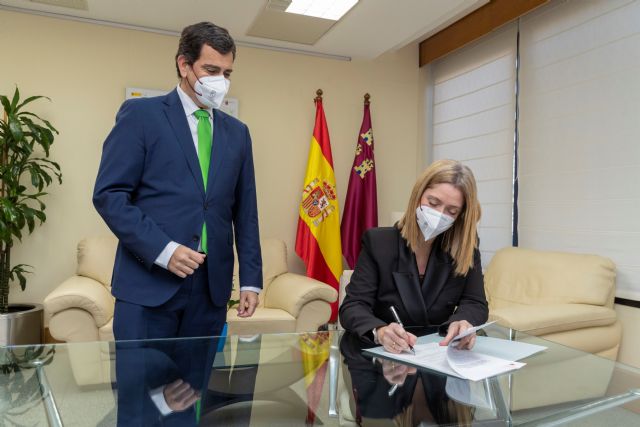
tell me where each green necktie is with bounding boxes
[194,109,212,253]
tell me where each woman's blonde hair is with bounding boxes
[398,159,481,276]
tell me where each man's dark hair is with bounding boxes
[175,22,236,78]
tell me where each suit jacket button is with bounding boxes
[192,235,200,242]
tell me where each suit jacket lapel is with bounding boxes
[423,239,453,311]
[206,109,229,195]
[163,90,205,196]
[392,234,428,325]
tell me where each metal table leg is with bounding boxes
[328,332,339,418]
[33,359,63,427]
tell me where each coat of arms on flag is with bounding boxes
[301,178,337,225]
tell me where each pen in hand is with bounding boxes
[389,306,416,355]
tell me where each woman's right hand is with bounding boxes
[377,323,417,354]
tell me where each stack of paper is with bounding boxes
[364,321,546,382]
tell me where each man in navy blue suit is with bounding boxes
[95,22,263,422]
[93,21,262,342]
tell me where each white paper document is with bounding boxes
[364,321,545,381]
[446,345,525,381]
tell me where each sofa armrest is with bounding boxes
[44,276,114,328]
[489,303,617,336]
[264,273,338,317]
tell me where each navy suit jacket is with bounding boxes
[93,89,262,307]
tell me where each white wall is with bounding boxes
[1,10,421,308]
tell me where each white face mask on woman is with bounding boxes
[193,74,230,110]
[416,205,455,241]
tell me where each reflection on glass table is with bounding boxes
[0,325,638,426]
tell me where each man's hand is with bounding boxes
[439,320,476,349]
[237,291,259,318]
[168,246,205,278]
[377,323,417,354]
[163,379,200,412]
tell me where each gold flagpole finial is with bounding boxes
[315,89,323,102]
[364,93,371,105]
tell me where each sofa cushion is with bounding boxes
[76,235,118,287]
[226,308,296,335]
[44,275,115,327]
[542,320,622,357]
[485,247,616,308]
[489,303,617,336]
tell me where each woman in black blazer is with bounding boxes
[339,159,488,353]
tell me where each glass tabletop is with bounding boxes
[0,324,638,426]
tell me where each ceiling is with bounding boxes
[0,0,488,60]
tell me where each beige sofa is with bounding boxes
[484,246,621,360]
[44,236,337,386]
[45,235,337,342]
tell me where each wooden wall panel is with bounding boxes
[419,0,548,66]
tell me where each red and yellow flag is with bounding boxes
[295,90,342,322]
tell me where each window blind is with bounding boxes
[430,24,517,268]
[518,0,640,300]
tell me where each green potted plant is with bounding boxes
[0,87,62,345]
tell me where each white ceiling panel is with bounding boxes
[0,0,488,59]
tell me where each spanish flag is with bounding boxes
[295,90,342,322]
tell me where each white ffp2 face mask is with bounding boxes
[416,205,455,241]
[193,74,230,110]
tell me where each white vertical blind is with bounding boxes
[431,24,517,268]
[518,0,640,300]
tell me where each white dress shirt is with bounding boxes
[154,85,260,294]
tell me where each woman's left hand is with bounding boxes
[439,320,476,349]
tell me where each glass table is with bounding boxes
[0,324,638,426]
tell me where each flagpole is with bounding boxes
[315,89,323,103]
[364,93,370,105]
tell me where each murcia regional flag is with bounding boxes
[295,90,342,322]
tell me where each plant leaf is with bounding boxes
[10,86,20,110]
[33,210,46,224]
[29,168,40,190]
[8,118,23,142]
[0,95,11,115]
[16,95,48,112]
[18,111,58,134]
[12,226,22,241]
[23,208,35,233]
[8,265,33,292]
[16,270,27,291]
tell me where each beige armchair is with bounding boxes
[484,246,622,360]
[44,235,337,385]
